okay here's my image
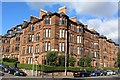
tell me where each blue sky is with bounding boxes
[1,1,119,44]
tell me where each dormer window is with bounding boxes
[18,26,22,29]
[70,24,74,31]
[77,26,82,32]
[59,17,65,25]
[30,25,34,31]
[45,17,51,25]
[94,35,97,40]
[9,31,12,34]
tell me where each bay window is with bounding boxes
[44,28,51,38]
[77,35,82,43]
[59,29,65,38]
[59,42,65,52]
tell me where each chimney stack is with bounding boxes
[40,9,47,19]
[90,27,94,32]
[70,16,77,22]
[58,6,66,14]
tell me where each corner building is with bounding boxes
[1,6,119,68]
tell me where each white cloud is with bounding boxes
[25,2,118,18]
[67,2,118,18]
[86,18,118,42]
[26,2,57,10]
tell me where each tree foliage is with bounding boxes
[46,51,57,66]
[85,56,92,67]
[79,56,92,67]
[117,49,120,68]
[79,57,85,67]
[58,55,65,66]
[68,57,76,66]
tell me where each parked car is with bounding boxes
[73,70,90,77]
[90,70,103,76]
[8,67,27,76]
[113,70,119,74]
[112,70,116,75]
[103,70,113,76]
[0,63,10,73]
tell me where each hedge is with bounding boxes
[3,58,17,63]
[3,62,119,72]
[3,62,14,67]
[102,67,119,71]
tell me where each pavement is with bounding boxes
[0,72,120,80]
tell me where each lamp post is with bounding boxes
[42,56,45,78]
[35,56,38,76]
[32,52,35,76]
[65,30,68,76]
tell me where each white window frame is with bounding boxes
[59,43,61,51]
[62,43,65,52]
[59,29,65,38]
[48,29,51,37]
[46,29,48,37]
[48,42,51,51]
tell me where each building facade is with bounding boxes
[1,6,119,68]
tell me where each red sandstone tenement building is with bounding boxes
[0,6,119,68]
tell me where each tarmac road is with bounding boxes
[0,72,120,80]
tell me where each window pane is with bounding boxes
[45,43,47,51]
[59,43,61,51]
[62,43,64,51]
[46,29,48,37]
[48,42,51,50]
[49,29,51,37]
[63,30,65,38]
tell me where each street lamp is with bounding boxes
[65,30,68,76]
[42,56,45,78]
[35,56,38,76]
[32,52,35,76]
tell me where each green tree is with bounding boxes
[46,51,57,66]
[85,56,92,67]
[68,57,76,66]
[79,57,85,67]
[117,49,120,68]
[58,55,65,66]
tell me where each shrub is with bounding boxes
[46,51,57,66]
[58,55,65,66]
[3,62,95,73]
[3,58,17,62]
[68,57,76,66]
[102,67,119,71]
